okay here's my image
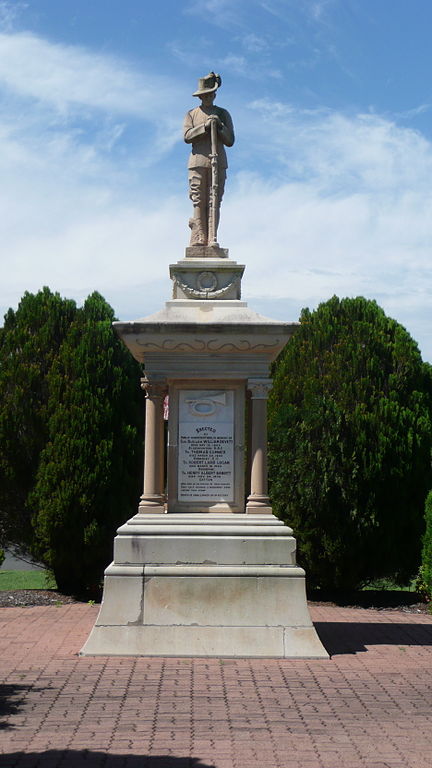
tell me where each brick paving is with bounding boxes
[0,604,431,768]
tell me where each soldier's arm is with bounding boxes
[218,109,235,148]
[183,111,206,143]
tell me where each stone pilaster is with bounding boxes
[138,376,167,514]
[246,378,273,514]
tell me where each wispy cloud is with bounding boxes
[0,32,176,118]
[0,0,25,31]
[239,32,269,52]
[223,104,432,358]
[0,21,188,317]
[222,168,432,359]
[395,103,431,121]
[184,0,244,29]
[219,53,281,80]
[260,0,338,24]
[168,38,281,83]
[308,0,337,22]
[245,99,432,194]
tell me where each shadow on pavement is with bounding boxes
[314,621,432,656]
[0,684,46,730]
[0,752,215,767]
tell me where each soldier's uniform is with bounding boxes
[183,73,235,246]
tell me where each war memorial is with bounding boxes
[81,73,328,658]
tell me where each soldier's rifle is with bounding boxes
[208,116,219,246]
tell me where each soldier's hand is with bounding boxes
[205,115,223,130]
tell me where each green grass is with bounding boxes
[361,577,418,592]
[0,569,56,591]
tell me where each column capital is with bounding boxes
[140,376,167,399]
[247,378,273,399]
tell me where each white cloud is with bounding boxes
[240,33,268,52]
[0,24,187,318]
[224,177,432,298]
[219,103,432,360]
[245,99,432,195]
[221,175,432,360]
[395,103,431,120]
[308,0,337,22]
[219,54,282,81]
[0,0,25,31]
[0,31,178,118]
[184,0,243,28]
[0,25,190,179]
[188,0,330,28]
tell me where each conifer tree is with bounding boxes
[269,296,432,590]
[0,288,77,547]
[31,292,143,595]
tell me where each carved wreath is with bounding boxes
[172,273,241,299]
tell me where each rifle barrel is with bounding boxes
[209,118,219,246]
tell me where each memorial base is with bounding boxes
[81,514,328,658]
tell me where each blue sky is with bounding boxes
[1,0,432,360]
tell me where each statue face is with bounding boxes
[200,92,216,107]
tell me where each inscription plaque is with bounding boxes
[178,389,234,502]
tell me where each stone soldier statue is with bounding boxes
[184,72,235,247]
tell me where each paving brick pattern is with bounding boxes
[0,604,431,767]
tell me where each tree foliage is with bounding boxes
[269,296,432,590]
[0,288,76,547]
[30,292,143,595]
[0,288,143,595]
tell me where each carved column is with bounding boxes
[138,376,167,514]
[246,378,273,514]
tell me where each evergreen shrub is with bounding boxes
[269,296,432,590]
[0,288,77,547]
[31,292,143,595]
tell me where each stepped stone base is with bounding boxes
[80,514,328,659]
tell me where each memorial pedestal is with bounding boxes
[80,513,328,658]
[81,246,328,659]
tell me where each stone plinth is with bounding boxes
[80,514,328,658]
[170,260,244,300]
[170,248,244,300]
[184,245,228,259]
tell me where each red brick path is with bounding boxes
[0,604,431,767]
